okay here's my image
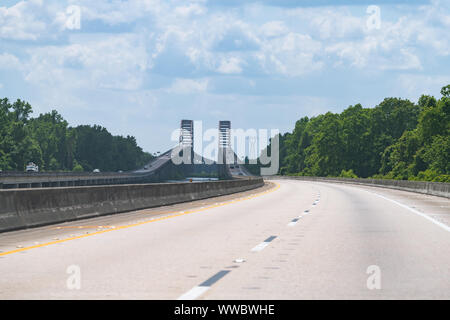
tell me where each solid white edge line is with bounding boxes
[369,192,450,233]
[177,286,210,300]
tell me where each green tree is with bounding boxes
[271,84,449,182]
[72,162,84,172]
[0,97,153,173]
[340,104,372,177]
[440,84,450,98]
[423,135,450,174]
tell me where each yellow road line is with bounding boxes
[0,182,280,257]
[51,226,117,230]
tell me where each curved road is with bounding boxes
[0,179,449,299]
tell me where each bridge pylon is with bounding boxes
[179,119,194,165]
[218,121,233,179]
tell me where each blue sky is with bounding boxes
[0,0,449,153]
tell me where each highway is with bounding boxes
[133,150,173,174]
[0,179,449,299]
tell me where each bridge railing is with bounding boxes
[0,170,155,189]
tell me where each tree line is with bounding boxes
[0,98,153,172]
[247,85,450,182]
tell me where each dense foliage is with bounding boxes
[0,98,152,172]
[247,85,450,182]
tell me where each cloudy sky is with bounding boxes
[0,0,449,153]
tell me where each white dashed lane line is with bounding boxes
[177,270,231,300]
[288,217,301,227]
[182,193,321,300]
[251,236,277,252]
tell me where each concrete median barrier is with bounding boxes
[0,177,264,233]
[263,175,450,198]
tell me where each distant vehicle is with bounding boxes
[238,173,243,176]
[118,170,123,173]
[230,165,235,169]
[144,165,149,170]
[26,162,39,173]
[93,169,100,173]
[235,165,240,168]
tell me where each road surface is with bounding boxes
[133,150,172,174]
[0,179,449,299]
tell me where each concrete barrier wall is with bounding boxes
[263,175,450,198]
[0,177,264,233]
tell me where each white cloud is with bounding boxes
[325,38,423,71]
[3,0,441,79]
[260,21,288,38]
[166,78,209,94]
[0,0,47,40]
[174,3,206,18]
[216,56,243,74]
[397,74,450,99]
[78,0,165,25]
[24,34,148,91]
[382,49,422,71]
[257,32,323,76]
[285,4,449,72]
[323,15,431,71]
[0,53,21,70]
[307,8,364,40]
